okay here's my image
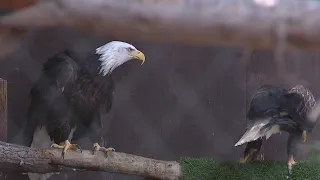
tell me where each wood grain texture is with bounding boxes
[0,141,181,180]
[0,79,7,142]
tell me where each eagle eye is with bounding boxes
[127,47,134,52]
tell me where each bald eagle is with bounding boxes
[23,41,145,180]
[235,84,316,175]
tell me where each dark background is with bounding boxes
[1,27,320,180]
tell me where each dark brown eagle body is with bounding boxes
[235,84,317,175]
[23,41,146,180]
[24,50,115,149]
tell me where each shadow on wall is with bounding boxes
[0,27,320,180]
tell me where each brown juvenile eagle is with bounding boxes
[235,84,316,175]
[23,41,145,180]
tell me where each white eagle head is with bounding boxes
[96,41,145,76]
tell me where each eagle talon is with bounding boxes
[302,131,307,143]
[287,166,293,176]
[239,154,250,163]
[74,144,82,153]
[93,143,115,155]
[239,158,247,164]
[239,150,257,164]
[50,143,62,148]
[51,140,81,158]
[93,144,99,155]
[287,156,296,175]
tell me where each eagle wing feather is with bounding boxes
[23,51,79,147]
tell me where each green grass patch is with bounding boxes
[180,156,320,180]
[179,142,320,180]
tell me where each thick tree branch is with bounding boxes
[1,0,320,58]
[0,141,181,180]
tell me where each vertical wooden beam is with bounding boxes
[0,79,7,142]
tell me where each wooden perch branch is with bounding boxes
[1,0,320,58]
[0,141,181,180]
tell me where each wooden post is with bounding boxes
[0,79,7,142]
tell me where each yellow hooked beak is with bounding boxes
[129,50,145,65]
[302,130,307,143]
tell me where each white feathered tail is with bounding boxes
[235,119,281,147]
[28,126,58,180]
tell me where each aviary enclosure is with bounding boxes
[1,0,320,180]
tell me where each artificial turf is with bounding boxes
[180,154,320,180]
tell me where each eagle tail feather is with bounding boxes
[235,118,284,147]
[28,126,60,180]
[27,173,56,180]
